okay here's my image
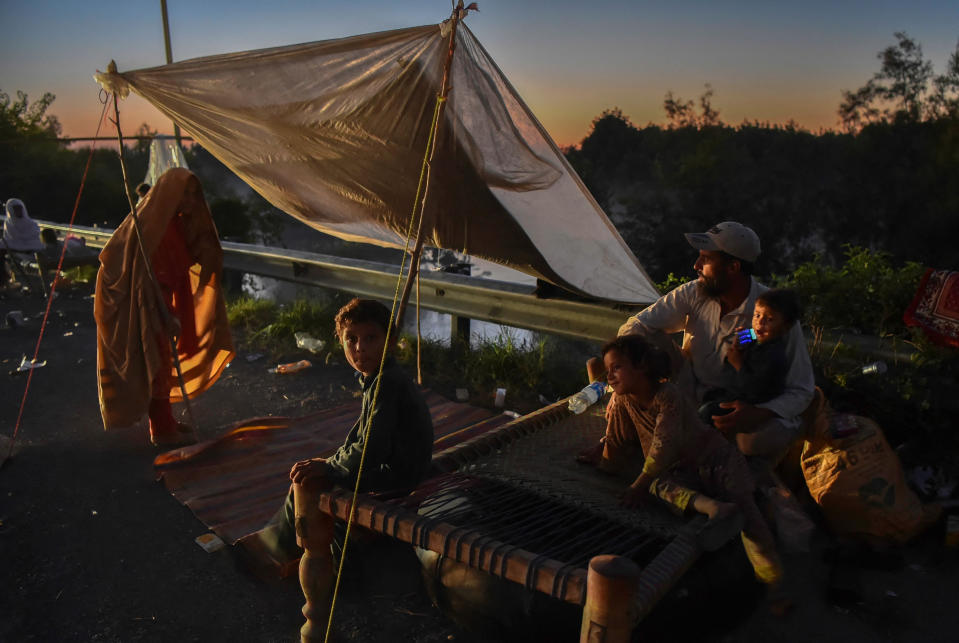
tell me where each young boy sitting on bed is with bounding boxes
[241,298,434,574]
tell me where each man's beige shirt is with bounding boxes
[619,279,814,423]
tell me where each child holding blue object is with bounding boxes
[699,289,802,429]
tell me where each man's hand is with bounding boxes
[712,400,775,434]
[290,458,329,484]
[725,342,745,371]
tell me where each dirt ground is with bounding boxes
[1,281,957,643]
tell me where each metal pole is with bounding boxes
[159,0,183,148]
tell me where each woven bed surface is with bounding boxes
[456,407,684,538]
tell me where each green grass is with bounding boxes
[393,330,594,412]
[227,294,348,357]
[227,294,595,412]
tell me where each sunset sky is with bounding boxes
[1,1,957,147]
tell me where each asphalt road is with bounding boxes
[2,281,957,643]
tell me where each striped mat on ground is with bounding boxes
[153,390,511,544]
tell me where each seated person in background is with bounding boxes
[699,289,802,428]
[587,334,786,605]
[39,228,97,269]
[244,298,435,573]
[1,198,44,286]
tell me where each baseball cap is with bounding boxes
[684,221,760,263]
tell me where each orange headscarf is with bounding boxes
[95,168,234,429]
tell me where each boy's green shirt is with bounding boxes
[325,356,434,492]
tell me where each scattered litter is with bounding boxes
[908,465,957,499]
[538,394,550,405]
[885,590,898,598]
[393,608,428,617]
[17,356,47,372]
[245,352,265,362]
[493,387,506,408]
[62,331,74,337]
[502,410,520,419]
[455,388,469,402]
[269,359,312,374]
[90,510,98,516]
[6,311,25,328]
[909,465,936,496]
[908,563,924,573]
[195,532,225,553]
[294,331,326,354]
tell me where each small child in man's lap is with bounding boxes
[700,288,802,430]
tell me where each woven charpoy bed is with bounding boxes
[295,400,717,643]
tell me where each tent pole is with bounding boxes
[110,93,199,432]
[394,2,471,331]
[159,0,183,149]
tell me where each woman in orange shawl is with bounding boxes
[95,168,234,446]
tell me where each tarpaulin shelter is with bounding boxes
[95,21,659,304]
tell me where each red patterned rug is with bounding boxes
[904,269,959,348]
[152,391,512,544]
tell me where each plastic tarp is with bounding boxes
[96,23,659,303]
[144,135,190,188]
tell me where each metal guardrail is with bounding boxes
[34,219,917,360]
[37,220,643,342]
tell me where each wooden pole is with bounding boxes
[159,0,183,148]
[294,481,336,643]
[394,2,466,330]
[110,91,198,431]
[580,555,640,643]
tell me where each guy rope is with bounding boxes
[319,4,477,640]
[5,94,110,465]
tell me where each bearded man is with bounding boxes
[615,221,814,472]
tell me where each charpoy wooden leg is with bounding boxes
[580,555,640,643]
[294,480,335,643]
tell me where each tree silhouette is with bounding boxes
[839,32,959,130]
[663,84,721,129]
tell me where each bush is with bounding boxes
[775,245,925,336]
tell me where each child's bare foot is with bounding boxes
[575,441,604,466]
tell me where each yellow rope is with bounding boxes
[323,93,447,643]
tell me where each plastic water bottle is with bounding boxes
[294,332,326,354]
[860,361,887,376]
[568,381,607,414]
